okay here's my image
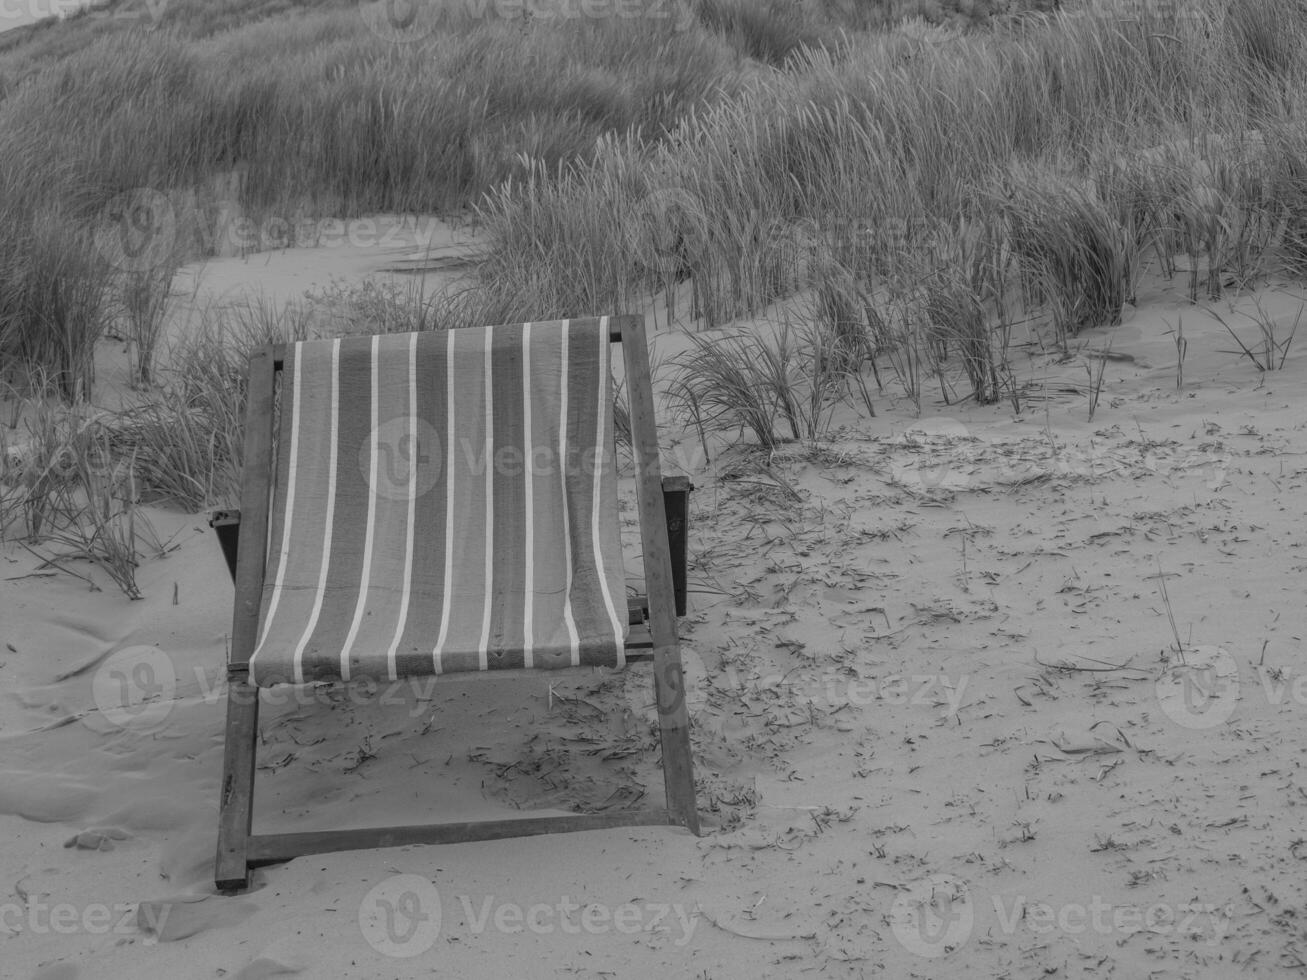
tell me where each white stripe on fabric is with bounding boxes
[338,335,381,682]
[477,328,494,671]
[521,322,535,669]
[432,328,457,674]
[591,318,625,658]
[290,338,341,684]
[558,322,580,665]
[385,331,419,681]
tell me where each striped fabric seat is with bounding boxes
[248,319,628,687]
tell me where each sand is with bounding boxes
[2,222,1306,979]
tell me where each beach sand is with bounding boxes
[3,224,1305,979]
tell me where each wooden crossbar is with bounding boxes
[244,810,676,866]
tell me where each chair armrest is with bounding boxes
[210,509,242,585]
[661,476,693,617]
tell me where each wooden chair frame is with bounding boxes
[213,315,698,891]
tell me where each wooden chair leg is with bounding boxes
[216,674,260,890]
[217,346,274,890]
[652,647,700,835]
[623,315,700,836]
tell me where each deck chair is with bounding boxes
[211,314,698,890]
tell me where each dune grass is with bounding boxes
[461,0,1307,413]
[0,6,748,392]
[3,0,1307,552]
[0,389,156,597]
[669,317,867,451]
[1209,298,1302,371]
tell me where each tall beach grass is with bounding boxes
[1,0,1306,542]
